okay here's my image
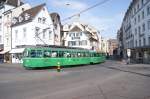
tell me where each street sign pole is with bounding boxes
[127,49,131,64]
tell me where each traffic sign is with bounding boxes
[127,49,131,57]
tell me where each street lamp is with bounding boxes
[66,3,70,6]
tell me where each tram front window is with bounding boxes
[23,50,29,57]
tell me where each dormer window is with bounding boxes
[12,17,18,24]
[25,13,30,20]
[38,18,42,23]
[19,16,23,22]
[22,8,25,11]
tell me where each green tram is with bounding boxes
[22,46,106,69]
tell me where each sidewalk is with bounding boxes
[106,60,150,77]
[0,63,22,68]
[0,63,22,67]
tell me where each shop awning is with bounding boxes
[0,50,9,54]
[9,48,25,54]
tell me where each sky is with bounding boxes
[24,0,132,39]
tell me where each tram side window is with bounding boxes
[68,52,71,57]
[99,53,102,57]
[102,53,105,56]
[58,51,64,58]
[84,52,86,57]
[86,52,90,57]
[71,52,74,57]
[94,53,98,57]
[44,50,51,57]
[86,52,89,57]
[74,52,77,57]
[83,52,88,57]
[36,50,43,57]
[30,50,36,58]
[71,52,77,58]
[97,53,99,57]
[77,53,81,57]
[64,52,71,58]
[93,53,95,57]
[64,52,67,58]
[94,53,97,57]
[91,53,94,57]
[51,51,58,58]
[80,52,83,57]
[30,50,43,58]
[73,52,78,57]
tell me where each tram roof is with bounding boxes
[24,45,90,51]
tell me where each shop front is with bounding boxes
[131,46,150,64]
[9,48,25,63]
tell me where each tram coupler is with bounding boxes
[57,62,61,72]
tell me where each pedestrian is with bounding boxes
[126,57,130,65]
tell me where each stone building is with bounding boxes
[108,39,118,56]
[119,0,150,63]
[117,27,124,58]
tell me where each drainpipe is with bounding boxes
[10,10,12,63]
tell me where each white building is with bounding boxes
[0,0,30,62]
[120,0,150,63]
[101,38,109,54]
[63,21,99,51]
[50,13,62,46]
[10,4,57,63]
[3,1,30,52]
[0,0,18,53]
[0,0,15,49]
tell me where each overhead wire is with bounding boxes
[61,0,112,22]
[35,0,112,44]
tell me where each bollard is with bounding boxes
[57,62,61,72]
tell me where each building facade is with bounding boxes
[10,4,58,63]
[0,0,29,62]
[107,39,118,57]
[120,0,150,63]
[50,13,62,46]
[100,38,109,54]
[4,4,31,63]
[0,1,62,63]
[63,22,99,51]
[117,27,124,58]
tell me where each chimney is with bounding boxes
[17,0,20,6]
